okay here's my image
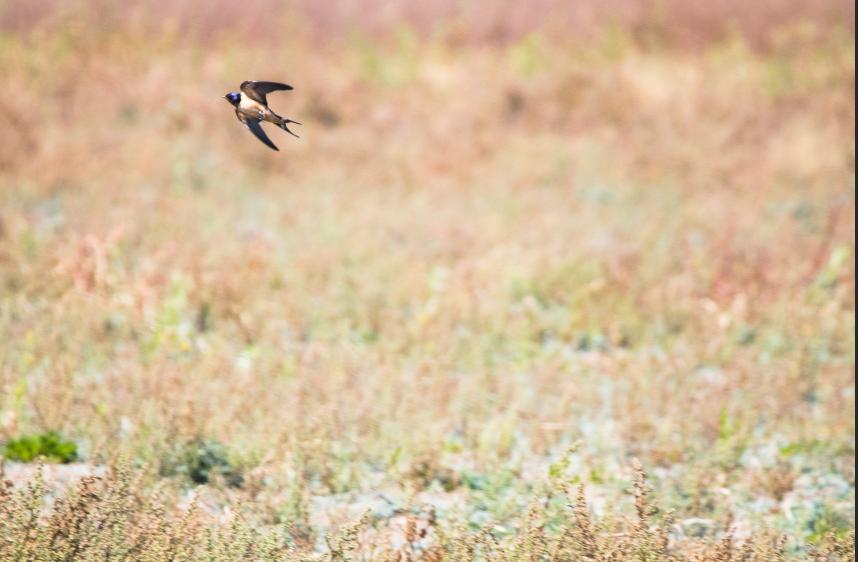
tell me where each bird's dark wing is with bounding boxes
[236,110,279,151]
[240,81,293,105]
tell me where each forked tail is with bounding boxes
[273,112,301,138]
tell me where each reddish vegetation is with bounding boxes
[2,0,854,48]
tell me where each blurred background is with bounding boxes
[0,0,854,552]
[2,0,855,47]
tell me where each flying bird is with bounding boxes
[223,80,301,151]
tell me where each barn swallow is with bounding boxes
[223,80,301,151]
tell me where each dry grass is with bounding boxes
[0,1,854,558]
[0,459,853,560]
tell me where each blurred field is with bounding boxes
[2,0,855,48]
[0,1,855,559]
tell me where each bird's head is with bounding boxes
[222,92,241,106]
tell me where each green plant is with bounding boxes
[162,437,243,487]
[2,431,78,464]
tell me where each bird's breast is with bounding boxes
[237,96,267,117]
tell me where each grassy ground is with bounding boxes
[0,8,854,560]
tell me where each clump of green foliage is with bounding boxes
[2,431,78,464]
[162,437,243,487]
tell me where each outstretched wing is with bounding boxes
[240,81,293,105]
[236,110,279,151]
